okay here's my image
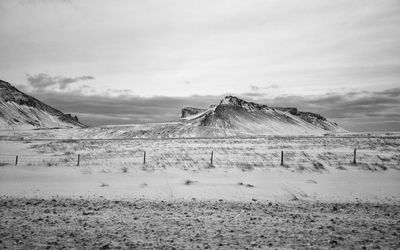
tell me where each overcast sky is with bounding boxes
[1,0,399,131]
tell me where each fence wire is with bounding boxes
[0,150,399,171]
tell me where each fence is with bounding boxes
[0,148,398,171]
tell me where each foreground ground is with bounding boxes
[0,133,399,249]
[0,197,399,249]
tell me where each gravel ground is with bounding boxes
[0,197,399,249]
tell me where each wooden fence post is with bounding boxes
[15,155,18,166]
[280,151,284,166]
[353,148,357,165]
[211,151,214,165]
[77,154,80,166]
[143,151,146,164]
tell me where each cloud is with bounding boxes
[20,86,400,132]
[18,0,72,5]
[242,89,400,131]
[2,0,400,98]
[250,85,260,91]
[25,73,95,91]
[250,84,279,91]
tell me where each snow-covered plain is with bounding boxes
[0,130,399,203]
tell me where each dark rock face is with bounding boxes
[274,107,298,115]
[61,114,80,123]
[298,112,327,122]
[219,96,268,111]
[181,107,207,118]
[274,107,327,123]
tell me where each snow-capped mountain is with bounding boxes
[0,80,86,129]
[176,96,345,136]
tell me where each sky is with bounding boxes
[0,0,399,131]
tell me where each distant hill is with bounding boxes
[0,80,86,129]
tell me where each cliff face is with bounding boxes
[0,80,86,129]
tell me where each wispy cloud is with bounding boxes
[18,0,72,5]
[249,84,279,91]
[25,73,95,91]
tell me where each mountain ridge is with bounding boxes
[178,95,345,136]
[0,79,345,136]
[0,80,86,129]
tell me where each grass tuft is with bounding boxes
[99,182,109,187]
[184,179,196,185]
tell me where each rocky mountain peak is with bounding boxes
[219,96,268,111]
[0,80,12,88]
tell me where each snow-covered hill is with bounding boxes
[0,80,86,129]
[176,96,346,136]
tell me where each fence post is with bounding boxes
[353,148,357,165]
[280,151,284,166]
[210,151,214,165]
[143,151,146,164]
[15,155,18,166]
[77,154,80,166]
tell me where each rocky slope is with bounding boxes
[0,80,86,129]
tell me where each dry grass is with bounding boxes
[0,136,395,171]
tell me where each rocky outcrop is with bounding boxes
[220,96,268,111]
[60,114,80,123]
[181,107,207,118]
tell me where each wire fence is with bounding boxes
[0,149,399,171]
